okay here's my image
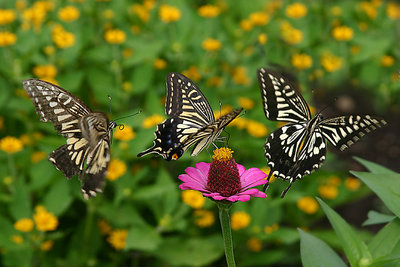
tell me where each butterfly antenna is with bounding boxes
[113,110,142,122]
[108,95,113,117]
[316,97,337,116]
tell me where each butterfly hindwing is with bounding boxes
[23,79,116,198]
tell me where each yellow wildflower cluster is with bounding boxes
[33,64,57,82]
[182,66,201,81]
[154,58,167,70]
[33,206,59,232]
[238,97,255,110]
[159,4,181,23]
[114,125,136,141]
[239,11,269,31]
[0,32,17,47]
[22,3,47,30]
[98,219,112,235]
[11,235,23,244]
[107,229,128,250]
[58,6,80,22]
[387,2,400,19]
[106,159,127,181]
[104,28,126,44]
[292,53,313,70]
[318,185,338,199]
[0,9,16,25]
[14,218,34,232]
[258,33,268,44]
[142,114,164,129]
[202,38,222,52]
[212,147,234,162]
[194,209,215,227]
[52,25,75,49]
[0,136,23,154]
[345,177,361,191]
[232,66,250,85]
[264,223,279,234]
[321,53,343,72]
[182,190,205,209]
[359,1,378,19]
[231,211,251,230]
[247,237,262,252]
[297,196,319,214]
[285,3,308,18]
[40,240,54,251]
[207,76,222,87]
[332,25,354,41]
[280,21,303,45]
[31,151,46,163]
[198,4,220,18]
[131,2,155,22]
[381,55,395,67]
[246,120,268,138]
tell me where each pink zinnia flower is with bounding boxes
[179,147,267,202]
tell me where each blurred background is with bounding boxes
[0,0,399,266]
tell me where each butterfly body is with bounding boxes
[23,79,116,199]
[257,68,386,197]
[137,73,242,160]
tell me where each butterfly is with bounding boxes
[23,79,117,199]
[257,68,387,197]
[137,72,242,161]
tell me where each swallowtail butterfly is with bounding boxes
[23,79,117,199]
[257,68,387,197]
[137,73,242,160]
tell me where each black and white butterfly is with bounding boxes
[257,68,387,197]
[137,73,242,160]
[23,79,117,199]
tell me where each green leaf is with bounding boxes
[57,71,85,93]
[368,218,400,259]
[353,157,396,175]
[43,178,73,216]
[350,171,400,218]
[363,211,396,226]
[129,62,155,94]
[86,68,114,105]
[97,202,146,228]
[9,179,31,220]
[299,228,347,267]
[317,198,372,267]
[154,235,224,266]
[28,161,55,191]
[125,224,162,251]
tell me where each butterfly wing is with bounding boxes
[319,115,387,151]
[257,68,311,123]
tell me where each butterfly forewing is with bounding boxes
[23,79,116,199]
[319,115,387,151]
[258,68,311,123]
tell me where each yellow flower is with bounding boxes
[107,229,128,250]
[131,4,150,22]
[285,3,308,18]
[228,116,247,130]
[231,211,251,230]
[122,81,132,91]
[258,33,267,44]
[11,235,23,244]
[22,6,47,30]
[202,38,222,52]
[14,218,34,232]
[114,125,136,141]
[321,53,343,72]
[264,223,279,234]
[359,1,377,19]
[43,45,55,55]
[331,6,342,16]
[58,6,80,22]
[318,185,338,199]
[292,53,313,70]
[332,25,354,41]
[246,120,268,138]
[387,2,400,19]
[214,105,233,120]
[327,176,341,186]
[104,29,126,44]
[247,237,262,252]
[103,9,114,19]
[0,9,16,25]
[33,207,58,231]
[345,177,361,191]
[182,66,201,81]
[159,4,181,23]
[238,97,255,110]
[106,159,127,181]
[52,26,75,49]
[154,58,167,70]
[40,240,54,251]
[207,76,223,87]
[240,19,253,31]
[33,65,57,79]
[182,190,205,209]
[98,219,112,235]
[249,12,269,26]
[297,197,318,214]
[0,136,23,154]
[280,22,303,45]
[381,55,394,67]
[0,32,17,47]
[232,66,250,85]
[142,114,164,129]
[198,4,220,18]
[194,210,215,227]
[3,176,13,185]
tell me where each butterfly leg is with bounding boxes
[262,171,273,192]
[280,179,294,198]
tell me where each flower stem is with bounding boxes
[217,202,236,267]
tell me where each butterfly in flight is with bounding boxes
[137,72,242,160]
[257,68,387,198]
[23,79,117,199]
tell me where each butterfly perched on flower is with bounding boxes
[23,79,117,199]
[257,68,387,197]
[137,73,242,160]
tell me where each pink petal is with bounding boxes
[178,174,206,191]
[195,162,211,176]
[237,163,246,176]
[240,168,267,187]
